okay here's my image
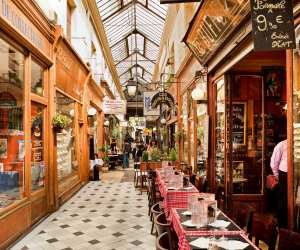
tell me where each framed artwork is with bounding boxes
[232,102,247,146]
[0,138,7,158]
[263,67,285,98]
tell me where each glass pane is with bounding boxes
[0,37,25,208]
[31,103,45,191]
[182,93,188,162]
[293,26,300,231]
[215,78,225,186]
[230,75,263,194]
[55,92,77,181]
[31,60,44,96]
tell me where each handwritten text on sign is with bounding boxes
[250,0,296,51]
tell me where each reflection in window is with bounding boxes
[31,103,45,191]
[31,60,43,96]
[55,92,77,181]
[0,37,25,208]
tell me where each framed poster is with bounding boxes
[263,67,284,98]
[0,138,7,158]
[232,102,247,146]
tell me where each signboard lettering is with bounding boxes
[250,0,296,51]
[151,92,174,109]
[103,100,126,115]
[144,91,159,116]
[184,0,249,64]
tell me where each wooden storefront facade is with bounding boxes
[182,0,300,231]
[0,1,104,248]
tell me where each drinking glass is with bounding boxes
[188,194,198,212]
[191,203,201,227]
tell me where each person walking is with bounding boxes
[123,140,131,169]
[270,139,287,228]
[131,139,137,160]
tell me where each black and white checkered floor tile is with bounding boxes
[12,181,155,250]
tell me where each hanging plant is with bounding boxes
[52,113,70,130]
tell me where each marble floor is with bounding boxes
[11,168,155,250]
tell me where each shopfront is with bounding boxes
[54,30,90,205]
[0,0,54,247]
[184,0,300,230]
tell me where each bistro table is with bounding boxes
[169,208,259,250]
[155,169,199,216]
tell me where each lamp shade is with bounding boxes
[88,107,97,116]
[127,79,137,96]
[160,118,166,124]
[191,88,205,101]
[104,120,109,126]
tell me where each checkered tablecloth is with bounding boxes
[169,208,257,250]
[155,169,199,215]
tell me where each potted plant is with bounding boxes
[149,148,162,169]
[168,148,178,165]
[52,113,69,132]
[100,144,110,172]
[141,151,149,170]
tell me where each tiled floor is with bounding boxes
[12,169,155,250]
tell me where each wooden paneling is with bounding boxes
[31,194,47,224]
[231,194,265,213]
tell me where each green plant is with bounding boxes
[52,113,69,129]
[142,151,148,162]
[168,148,178,162]
[150,148,161,162]
[111,127,120,139]
[100,144,110,163]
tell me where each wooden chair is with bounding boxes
[156,232,170,250]
[150,202,163,235]
[232,203,254,234]
[278,228,300,250]
[248,213,278,250]
[138,163,148,194]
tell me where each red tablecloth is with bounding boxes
[155,169,199,215]
[169,208,258,250]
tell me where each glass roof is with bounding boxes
[96,0,167,93]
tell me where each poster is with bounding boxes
[144,91,159,116]
[0,138,7,158]
[103,99,126,115]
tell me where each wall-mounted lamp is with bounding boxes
[104,120,110,126]
[160,118,166,124]
[88,107,97,116]
[191,88,205,101]
[69,109,75,117]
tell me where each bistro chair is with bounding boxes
[154,212,177,250]
[232,203,254,234]
[150,202,163,235]
[248,213,278,250]
[278,228,300,250]
[138,163,148,194]
[148,175,161,216]
[156,232,170,250]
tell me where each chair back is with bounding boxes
[156,232,170,250]
[151,203,162,219]
[278,228,300,250]
[249,213,278,250]
[155,212,173,250]
[234,203,254,233]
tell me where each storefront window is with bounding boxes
[189,95,194,167]
[31,60,43,96]
[293,25,300,231]
[182,93,188,162]
[0,37,25,208]
[215,78,226,185]
[55,92,77,181]
[31,103,45,191]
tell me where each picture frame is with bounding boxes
[232,102,247,146]
[262,67,285,99]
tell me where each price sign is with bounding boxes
[250,0,296,51]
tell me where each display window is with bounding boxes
[31,60,44,96]
[55,92,77,181]
[293,25,300,231]
[182,92,188,163]
[0,37,25,208]
[31,102,45,191]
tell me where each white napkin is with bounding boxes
[189,237,210,249]
[218,240,249,249]
[182,210,192,216]
[181,220,196,227]
[183,186,193,190]
[209,220,230,228]
[167,187,176,190]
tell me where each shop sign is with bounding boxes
[250,0,296,51]
[183,0,250,64]
[0,0,49,55]
[151,91,175,109]
[144,91,160,116]
[56,40,89,101]
[103,99,126,115]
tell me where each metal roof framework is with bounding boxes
[96,0,167,91]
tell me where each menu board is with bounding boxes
[232,102,246,145]
[57,130,73,179]
[250,0,296,51]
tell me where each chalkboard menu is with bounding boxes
[232,102,246,145]
[250,0,296,51]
